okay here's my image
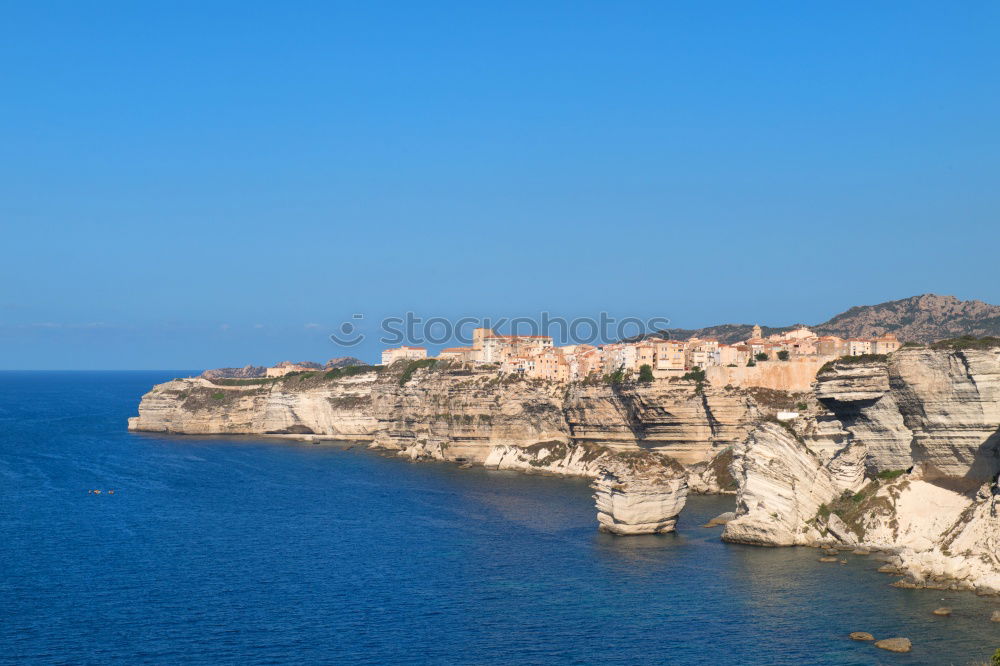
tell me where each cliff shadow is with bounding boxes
[959,426,1000,485]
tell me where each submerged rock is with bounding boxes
[702,511,736,528]
[874,637,912,653]
[932,607,952,616]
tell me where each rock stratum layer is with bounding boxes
[129,365,762,466]
[724,347,1000,593]
[593,451,689,534]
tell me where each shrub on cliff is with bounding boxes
[818,354,889,373]
[604,366,626,385]
[877,468,907,481]
[777,350,789,361]
[755,352,769,362]
[930,335,1000,350]
[682,367,706,383]
[399,359,437,385]
[325,364,377,380]
[682,366,706,393]
[638,364,654,383]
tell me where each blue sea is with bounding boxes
[2,371,999,665]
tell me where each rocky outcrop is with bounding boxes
[198,359,366,380]
[593,451,689,535]
[200,365,267,379]
[723,422,865,546]
[725,346,1000,592]
[325,357,367,369]
[563,383,758,463]
[481,441,691,534]
[130,367,762,468]
[664,294,1000,344]
[861,478,1000,594]
[815,294,1000,343]
[873,637,912,653]
[128,374,380,439]
[816,348,1000,479]
[483,441,608,476]
[368,373,570,462]
[687,447,737,494]
[814,361,913,472]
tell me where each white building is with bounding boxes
[381,345,427,365]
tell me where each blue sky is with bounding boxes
[2,1,999,369]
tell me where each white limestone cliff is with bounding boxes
[724,347,1000,592]
[723,422,865,546]
[592,452,689,535]
[128,365,761,467]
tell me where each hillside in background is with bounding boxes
[660,294,1000,344]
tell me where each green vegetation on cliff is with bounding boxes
[325,364,379,380]
[208,365,379,387]
[930,335,1000,350]
[818,354,888,373]
[399,358,438,385]
[815,479,898,541]
[638,364,654,383]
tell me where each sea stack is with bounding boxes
[592,451,689,535]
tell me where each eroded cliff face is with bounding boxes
[368,373,571,462]
[129,367,761,467]
[725,347,1000,592]
[593,452,689,535]
[815,348,1000,480]
[563,383,758,464]
[479,442,690,534]
[723,423,865,546]
[127,374,380,438]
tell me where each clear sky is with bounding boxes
[2,1,999,369]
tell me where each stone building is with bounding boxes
[381,345,427,365]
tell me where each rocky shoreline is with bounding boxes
[129,346,1000,593]
[722,347,1000,595]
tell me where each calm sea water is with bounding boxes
[2,371,999,665]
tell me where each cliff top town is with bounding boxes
[227,294,1000,392]
[374,326,902,386]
